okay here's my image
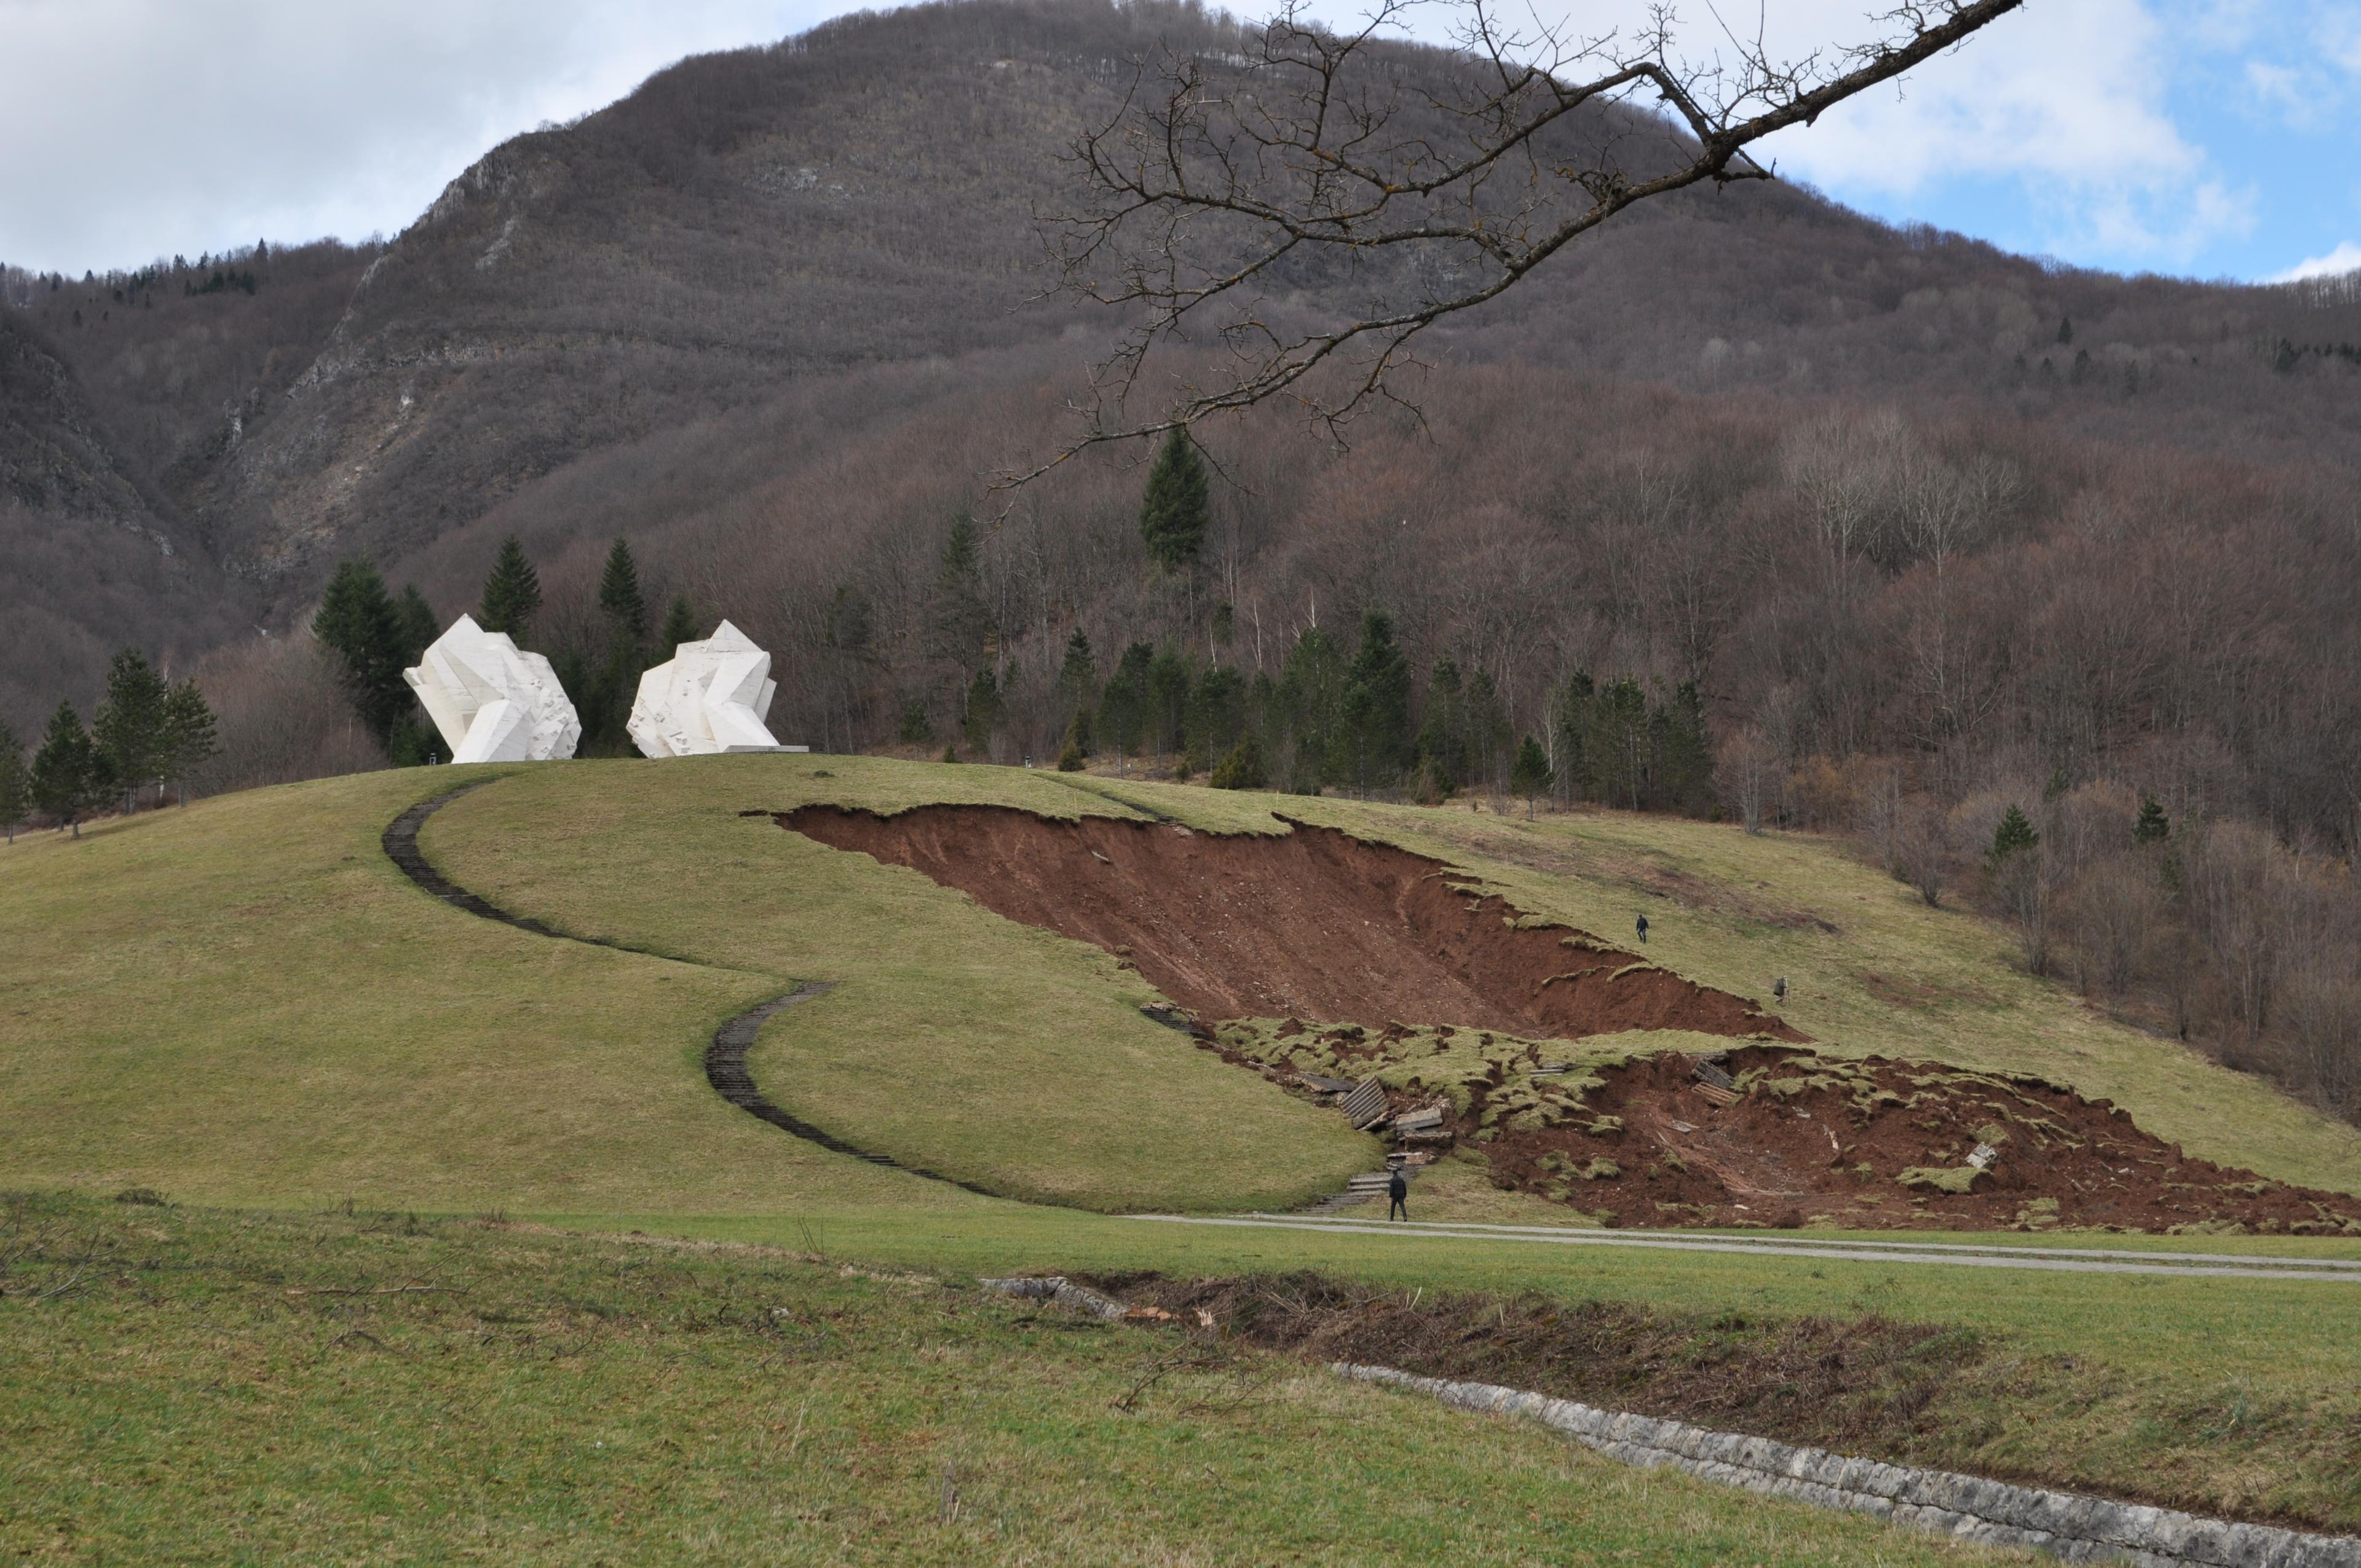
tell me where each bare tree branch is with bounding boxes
[1014,0,2025,483]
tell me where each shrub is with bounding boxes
[1211,734,1268,790]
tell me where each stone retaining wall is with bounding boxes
[1333,1363,2361,1567]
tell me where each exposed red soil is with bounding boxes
[777,802,2360,1233]
[1479,1044,2361,1234]
[778,804,1801,1043]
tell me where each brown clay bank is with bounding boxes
[776,802,1801,1044]
[1212,1016,2361,1233]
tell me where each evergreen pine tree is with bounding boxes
[1511,734,1554,817]
[1184,666,1246,774]
[1278,625,1344,793]
[927,517,992,674]
[1056,630,1097,751]
[1097,643,1154,772]
[1988,804,2040,869]
[963,667,1004,755]
[93,647,170,812]
[1139,427,1209,571]
[658,595,700,654]
[1553,672,1594,802]
[314,558,411,745]
[1055,719,1088,772]
[1586,678,1648,809]
[158,679,218,806]
[0,720,28,843]
[585,538,651,753]
[1654,681,1714,815]
[1210,732,1268,790]
[1146,646,1190,763]
[2057,315,2073,344]
[2133,795,2170,845]
[30,702,98,836]
[1466,668,1511,798]
[1338,609,1412,793]
[394,585,440,663]
[478,536,542,641]
[897,698,935,746]
[1415,655,1468,798]
[598,539,648,645]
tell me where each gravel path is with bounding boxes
[1132,1213,2361,1281]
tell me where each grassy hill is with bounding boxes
[14,757,2361,1537]
[9,753,2361,1213]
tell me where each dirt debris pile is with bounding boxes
[1225,1022,2361,1234]
[778,804,1798,1042]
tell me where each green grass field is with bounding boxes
[0,1193,2030,1564]
[9,754,2361,1551]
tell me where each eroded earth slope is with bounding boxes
[781,803,2361,1232]
[780,804,1798,1041]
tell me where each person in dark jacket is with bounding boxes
[1388,1165,1409,1221]
[1635,913,1650,944]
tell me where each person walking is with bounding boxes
[1635,913,1650,944]
[1387,1164,1409,1222]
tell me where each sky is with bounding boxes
[0,0,2354,284]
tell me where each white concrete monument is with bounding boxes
[628,619,794,757]
[404,614,582,763]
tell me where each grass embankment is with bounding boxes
[421,756,2361,1195]
[0,762,1362,1214]
[0,1194,2020,1566]
[12,756,2361,1532]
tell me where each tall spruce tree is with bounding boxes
[598,539,648,644]
[2133,795,2170,845]
[1511,734,1554,818]
[394,585,440,663]
[585,538,651,753]
[658,595,700,654]
[1146,646,1190,762]
[927,517,992,675]
[93,647,169,812]
[1185,665,1246,773]
[1056,630,1098,752]
[1098,642,1155,770]
[1552,672,1595,801]
[314,559,412,745]
[1138,427,1209,571]
[1465,668,1510,797]
[478,536,542,640]
[0,720,27,843]
[963,667,1004,754]
[1338,609,1412,793]
[30,702,98,836]
[1578,678,1649,808]
[1415,656,1468,796]
[1277,625,1345,793]
[158,679,218,805]
[1654,681,1714,815]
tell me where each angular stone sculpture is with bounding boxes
[628,619,790,757]
[403,614,582,764]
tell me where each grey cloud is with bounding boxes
[0,0,841,273]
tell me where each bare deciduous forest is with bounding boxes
[6,0,2361,1118]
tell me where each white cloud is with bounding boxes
[0,0,836,273]
[1475,0,2247,271]
[2271,240,2361,282]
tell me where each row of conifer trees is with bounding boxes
[0,651,219,839]
[312,536,697,761]
[915,608,1712,815]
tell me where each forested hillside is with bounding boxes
[4,0,2359,871]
